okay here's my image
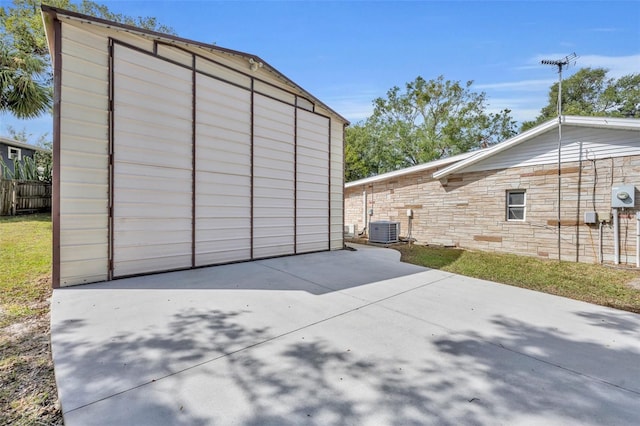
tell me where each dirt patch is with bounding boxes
[626,278,640,290]
[0,278,63,425]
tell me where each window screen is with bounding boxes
[507,190,526,221]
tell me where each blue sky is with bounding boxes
[1,0,639,143]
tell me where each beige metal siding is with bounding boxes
[195,56,251,89]
[254,80,296,105]
[330,119,344,250]
[156,44,193,67]
[464,126,640,173]
[253,94,295,257]
[113,44,193,276]
[59,23,109,286]
[195,74,252,265]
[296,110,329,253]
[53,16,346,287]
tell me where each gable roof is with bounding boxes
[344,150,483,188]
[40,5,349,125]
[0,137,50,152]
[432,116,640,179]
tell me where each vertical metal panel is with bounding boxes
[251,79,254,259]
[58,22,110,286]
[330,118,345,250]
[296,109,330,253]
[52,18,62,288]
[253,94,295,257]
[112,44,193,276]
[191,55,196,268]
[195,74,252,265]
[108,38,114,280]
[294,106,298,254]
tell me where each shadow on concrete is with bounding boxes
[574,310,640,335]
[433,315,640,423]
[56,306,640,425]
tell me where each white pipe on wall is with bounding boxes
[636,211,640,268]
[613,208,620,265]
[362,190,367,233]
[598,221,603,264]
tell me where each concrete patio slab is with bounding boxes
[51,244,640,425]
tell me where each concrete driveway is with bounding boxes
[51,244,640,425]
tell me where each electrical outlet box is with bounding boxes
[611,184,635,208]
[584,212,598,224]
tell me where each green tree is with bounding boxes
[0,42,51,118]
[0,0,176,58]
[345,123,382,182]
[521,67,640,131]
[345,76,516,180]
[0,0,175,119]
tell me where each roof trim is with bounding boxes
[432,115,640,179]
[345,150,480,188]
[0,137,50,152]
[40,5,349,124]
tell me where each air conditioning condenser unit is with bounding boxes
[369,221,400,244]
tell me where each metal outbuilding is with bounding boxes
[42,6,348,287]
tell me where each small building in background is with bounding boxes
[0,137,49,177]
[345,116,640,265]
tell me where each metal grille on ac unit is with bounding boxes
[369,221,400,243]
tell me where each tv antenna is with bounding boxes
[541,52,578,262]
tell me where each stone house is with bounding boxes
[345,116,640,265]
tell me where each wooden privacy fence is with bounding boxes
[0,179,52,216]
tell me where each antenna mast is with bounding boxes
[541,52,577,262]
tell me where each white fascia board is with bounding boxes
[433,116,640,179]
[345,150,478,188]
[564,115,640,130]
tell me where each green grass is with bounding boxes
[0,213,61,425]
[395,244,640,313]
[0,213,52,327]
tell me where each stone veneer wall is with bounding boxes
[345,155,640,265]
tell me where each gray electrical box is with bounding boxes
[611,184,635,208]
[584,212,598,224]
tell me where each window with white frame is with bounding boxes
[506,190,526,221]
[8,147,21,161]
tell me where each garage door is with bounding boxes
[111,43,332,277]
[112,44,193,277]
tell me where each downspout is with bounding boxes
[362,189,367,234]
[636,211,640,268]
[613,208,620,265]
[598,221,603,264]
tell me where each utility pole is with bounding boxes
[541,53,577,262]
